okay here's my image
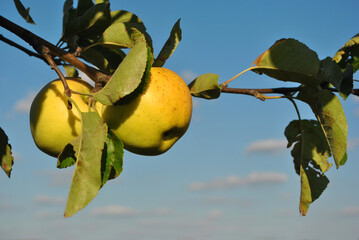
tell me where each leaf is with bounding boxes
[285,120,331,215]
[61,0,76,41]
[64,112,107,218]
[153,19,182,67]
[76,0,94,17]
[188,73,221,99]
[80,44,126,74]
[318,57,353,99]
[13,0,35,24]
[63,65,79,78]
[333,33,359,73]
[285,120,332,174]
[101,130,124,186]
[297,87,348,168]
[0,127,14,178]
[110,10,144,25]
[57,137,80,169]
[62,2,111,41]
[252,38,320,85]
[93,38,150,105]
[299,165,329,216]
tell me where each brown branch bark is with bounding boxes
[221,86,359,98]
[0,15,111,84]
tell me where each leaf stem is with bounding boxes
[221,66,259,87]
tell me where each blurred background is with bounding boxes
[0,1,358,239]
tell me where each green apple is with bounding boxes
[102,67,193,156]
[30,78,94,157]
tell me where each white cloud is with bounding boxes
[33,195,66,205]
[91,205,137,217]
[189,172,288,191]
[205,210,223,220]
[245,139,287,154]
[340,206,359,215]
[14,91,36,113]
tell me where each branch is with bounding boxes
[221,86,359,98]
[0,15,111,84]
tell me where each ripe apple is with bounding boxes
[30,78,94,157]
[102,67,193,156]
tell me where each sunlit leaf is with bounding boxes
[285,120,331,216]
[110,10,144,25]
[188,73,221,99]
[153,19,182,67]
[299,165,329,216]
[64,112,107,217]
[13,0,35,24]
[93,38,151,105]
[333,33,359,73]
[0,127,14,178]
[297,87,348,168]
[57,137,80,169]
[252,38,320,85]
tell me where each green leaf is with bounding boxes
[80,44,126,74]
[153,19,182,67]
[318,57,353,99]
[101,130,124,186]
[299,165,329,216]
[110,10,144,25]
[0,127,14,178]
[252,38,320,85]
[94,22,139,49]
[285,120,332,174]
[93,38,150,105]
[285,120,331,216]
[297,87,348,168]
[64,112,107,218]
[188,73,221,99]
[63,65,79,78]
[13,0,35,24]
[333,33,359,73]
[57,137,80,169]
[62,2,111,41]
[76,0,94,17]
[62,0,76,41]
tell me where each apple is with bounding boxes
[102,67,193,156]
[30,78,94,157]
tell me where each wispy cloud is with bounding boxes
[189,172,288,191]
[91,205,137,217]
[245,139,287,154]
[340,206,359,216]
[14,91,36,113]
[33,195,66,205]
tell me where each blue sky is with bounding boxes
[0,0,359,239]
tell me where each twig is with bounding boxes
[221,86,359,98]
[0,15,111,84]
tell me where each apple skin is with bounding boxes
[30,78,93,157]
[102,67,193,156]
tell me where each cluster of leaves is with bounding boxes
[189,37,358,215]
[1,0,182,217]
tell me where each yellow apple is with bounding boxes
[102,67,193,156]
[30,78,94,157]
